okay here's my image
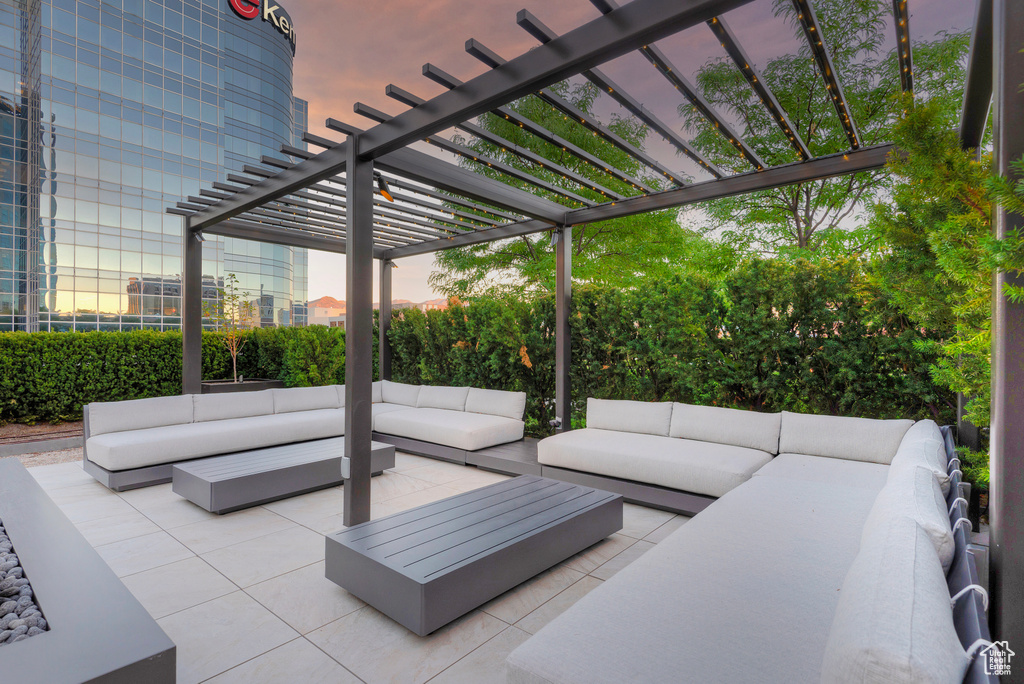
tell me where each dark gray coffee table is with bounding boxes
[324,475,622,635]
[172,437,395,513]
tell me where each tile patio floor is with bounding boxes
[27,453,690,684]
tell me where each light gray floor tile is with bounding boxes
[44,480,116,505]
[157,590,297,684]
[121,556,236,619]
[392,452,438,473]
[168,506,296,555]
[201,526,324,587]
[561,533,637,574]
[643,514,691,544]
[481,565,584,624]
[515,576,604,635]
[246,561,365,634]
[95,530,194,577]
[401,461,477,486]
[116,482,181,509]
[57,491,137,524]
[74,509,161,547]
[428,626,532,684]
[308,606,505,684]
[619,503,675,539]
[371,471,436,503]
[28,461,94,490]
[262,486,345,527]
[205,637,361,684]
[136,496,219,529]
[589,539,655,581]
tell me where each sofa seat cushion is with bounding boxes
[371,402,412,428]
[87,409,346,471]
[373,407,524,451]
[537,428,772,498]
[507,475,880,684]
[753,453,890,492]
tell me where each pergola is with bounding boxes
[167,0,1023,646]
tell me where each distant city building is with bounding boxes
[0,0,308,331]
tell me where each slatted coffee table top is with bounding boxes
[332,475,619,583]
[173,437,388,482]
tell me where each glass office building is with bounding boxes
[0,0,308,332]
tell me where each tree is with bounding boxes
[203,273,256,383]
[869,97,1024,428]
[681,0,969,256]
[430,82,732,296]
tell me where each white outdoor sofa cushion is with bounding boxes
[373,407,524,452]
[670,402,782,454]
[537,427,773,498]
[87,408,345,471]
[506,474,880,684]
[753,453,890,492]
[587,398,673,436]
[821,516,968,684]
[889,419,952,495]
[779,411,914,464]
[87,394,194,436]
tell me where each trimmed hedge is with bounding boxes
[390,259,955,435]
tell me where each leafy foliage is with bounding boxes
[202,273,257,383]
[391,259,952,436]
[282,325,346,387]
[681,0,969,256]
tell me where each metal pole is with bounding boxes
[379,260,393,381]
[343,137,374,527]
[181,220,203,395]
[989,0,1024,653]
[554,226,572,432]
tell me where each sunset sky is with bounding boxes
[282,0,976,303]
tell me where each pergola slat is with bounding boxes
[517,9,724,178]
[707,15,812,160]
[893,0,914,94]
[959,0,993,151]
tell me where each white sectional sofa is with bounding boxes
[370,380,527,464]
[509,409,993,684]
[84,381,527,490]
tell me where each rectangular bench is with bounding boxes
[172,438,395,514]
[325,475,622,636]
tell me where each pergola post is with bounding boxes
[989,0,1024,650]
[343,137,374,527]
[554,226,572,432]
[379,260,393,381]
[181,220,202,395]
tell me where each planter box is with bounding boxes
[200,378,285,393]
[0,460,175,682]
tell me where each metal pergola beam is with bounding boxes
[790,0,861,149]
[988,0,1024,651]
[893,0,914,94]
[355,0,754,160]
[959,0,993,151]
[382,144,892,259]
[708,15,812,160]
[517,9,724,178]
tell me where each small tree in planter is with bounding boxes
[204,273,257,383]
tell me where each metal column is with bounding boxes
[989,0,1024,654]
[343,137,375,527]
[379,260,393,381]
[181,221,203,395]
[554,227,572,432]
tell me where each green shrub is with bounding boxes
[282,325,346,387]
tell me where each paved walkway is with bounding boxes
[28,454,690,684]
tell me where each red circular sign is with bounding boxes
[228,0,259,20]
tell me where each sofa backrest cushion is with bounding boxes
[862,465,954,573]
[272,386,341,414]
[417,385,470,412]
[890,436,951,496]
[587,398,672,436]
[669,403,781,454]
[193,390,275,422]
[381,380,421,407]
[820,516,968,684]
[778,411,914,464]
[372,381,382,404]
[466,388,527,421]
[88,395,194,436]
[335,385,346,408]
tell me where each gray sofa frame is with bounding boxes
[0,459,175,682]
